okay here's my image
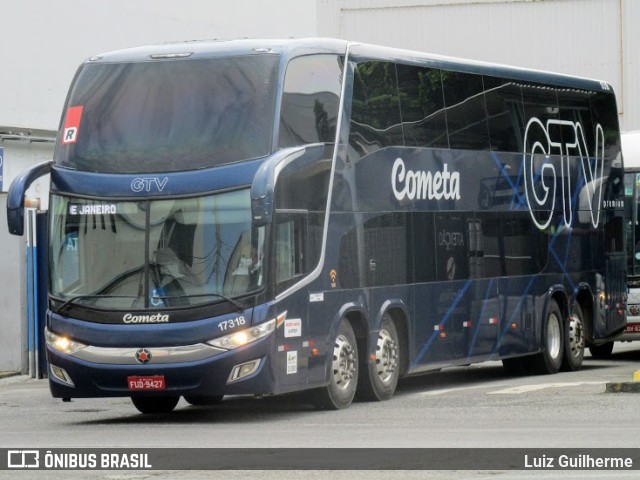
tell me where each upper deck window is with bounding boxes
[55,54,279,173]
[441,71,490,150]
[396,64,448,149]
[278,54,342,148]
[350,61,404,156]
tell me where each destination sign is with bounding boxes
[68,204,118,216]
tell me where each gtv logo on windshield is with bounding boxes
[523,118,604,230]
[131,177,169,192]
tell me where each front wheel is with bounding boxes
[131,396,179,414]
[528,299,564,375]
[561,303,585,371]
[312,319,358,410]
[357,315,400,401]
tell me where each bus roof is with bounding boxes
[86,38,348,63]
[348,42,610,93]
[623,131,640,169]
[86,37,611,95]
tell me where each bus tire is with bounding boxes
[357,314,400,401]
[131,396,179,414]
[589,341,614,359]
[184,395,224,406]
[528,299,564,375]
[561,303,585,371]
[313,319,358,410]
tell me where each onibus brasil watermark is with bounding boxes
[6,450,151,470]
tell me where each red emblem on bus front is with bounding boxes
[135,348,152,364]
[62,105,84,145]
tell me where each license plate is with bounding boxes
[127,375,166,391]
[624,324,640,334]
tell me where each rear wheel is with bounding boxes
[528,299,564,375]
[357,315,400,401]
[313,320,358,410]
[131,396,179,414]
[183,395,223,406]
[561,303,585,371]
[589,341,614,359]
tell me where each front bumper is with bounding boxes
[618,318,640,342]
[46,336,276,399]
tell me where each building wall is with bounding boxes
[0,141,52,372]
[622,0,640,130]
[317,0,639,131]
[0,195,27,372]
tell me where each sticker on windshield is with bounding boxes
[150,288,167,307]
[62,105,84,144]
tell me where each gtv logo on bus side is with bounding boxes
[131,177,169,192]
[523,118,604,230]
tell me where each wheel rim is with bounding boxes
[547,313,562,359]
[332,334,357,390]
[567,314,585,358]
[375,329,398,384]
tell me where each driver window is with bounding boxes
[273,149,331,294]
[275,211,308,293]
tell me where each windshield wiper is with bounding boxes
[153,292,247,312]
[52,294,141,315]
[54,292,247,315]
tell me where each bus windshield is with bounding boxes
[49,189,265,310]
[54,54,279,173]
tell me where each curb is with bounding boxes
[0,371,20,380]
[605,382,640,393]
[605,370,640,393]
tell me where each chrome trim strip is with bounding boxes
[72,343,226,365]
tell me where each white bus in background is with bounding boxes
[606,131,640,357]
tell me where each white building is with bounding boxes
[1,0,638,372]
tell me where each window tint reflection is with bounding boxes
[350,61,403,156]
[442,71,490,150]
[49,190,265,310]
[396,64,448,148]
[279,55,342,148]
[56,56,279,173]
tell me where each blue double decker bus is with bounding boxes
[7,38,626,413]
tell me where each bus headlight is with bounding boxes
[45,328,87,355]
[207,319,276,350]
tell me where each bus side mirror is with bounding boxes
[6,160,52,236]
[250,148,306,228]
[251,195,272,227]
[250,145,327,227]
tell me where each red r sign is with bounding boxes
[62,106,84,144]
